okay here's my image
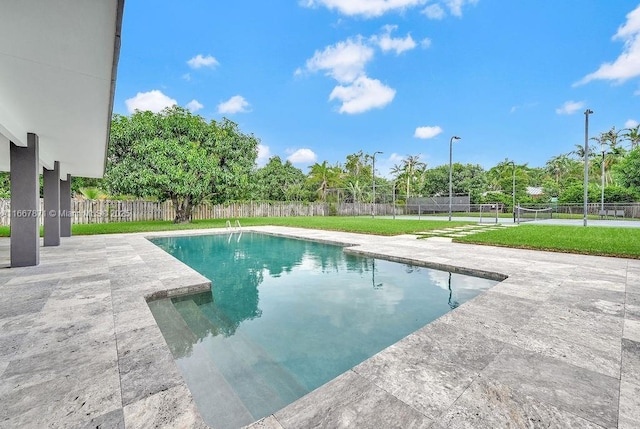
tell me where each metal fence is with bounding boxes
[406,195,471,214]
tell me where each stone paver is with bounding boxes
[0,226,638,428]
[416,223,509,239]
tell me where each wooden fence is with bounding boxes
[0,199,340,226]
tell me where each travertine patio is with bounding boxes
[1,226,639,428]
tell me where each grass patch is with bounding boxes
[454,224,640,259]
[2,217,639,259]
[0,217,472,238]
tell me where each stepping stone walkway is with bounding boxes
[416,223,518,239]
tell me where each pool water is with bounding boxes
[148,232,497,429]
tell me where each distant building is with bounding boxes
[526,186,544,199]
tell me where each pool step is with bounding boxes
[172,299,308,424]
[172,299,220,340]
[203,327,308,421]
[147,299,197,359]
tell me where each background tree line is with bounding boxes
[1,107,639,223]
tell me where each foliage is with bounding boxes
[0,172,9,198]
[556,183,635,204]
[78,187,107,200]
[603,186,638,203]
[71,177,103,195]
[306,161,343,201]
[253,156,307,201]
[558,183,602,203]
[623,124,640,150]
[613,147,640,190]
[421,163,487,203]
[104,106,258,223]
[390,155,426,199]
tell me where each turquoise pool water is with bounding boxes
[148,232,498,429]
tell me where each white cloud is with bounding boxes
[421,0,477,19]
[555,100,585,115]
[186,99,204,112]
[445,0,478,17]
[287,148,317,164]
[125,90,177,113]
[329,76,396,114]
[256,144,271,166]
[414,125,443,139]
[420,38,432,48]
[301,27,426,113]
[302,0,427,18]
[372,25,417,55]
[625,119,639,128]
[422,4,445,19]
[389,153,404,163]
[576,5,640,85]
[187,54,219,69]
[217,95,251,114]
[304,38,374,83]
[182,73,191,81]
[510,102,538,113]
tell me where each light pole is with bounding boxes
[601,141,606,215]
[449,136,461,221]
[583,109,593,226]
[507,161,516,223]
[372,151,383,218]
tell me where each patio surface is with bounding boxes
[0,226,639,428]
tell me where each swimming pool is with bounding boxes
[148,232,498,429]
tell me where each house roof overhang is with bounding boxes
[0,0,124,178]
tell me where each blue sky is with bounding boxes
[113,1,640,178]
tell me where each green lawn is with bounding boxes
[454,224,640,259]
[2,217,638,259]
[0,217,471,238]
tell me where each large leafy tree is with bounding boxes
[613,147,640,190]
[105,106,258,223]
[253,156,307,201]
[421,163,486,203]
[210,118,260,202]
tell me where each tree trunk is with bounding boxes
[172,195,192,224]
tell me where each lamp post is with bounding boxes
[583,109,593,227]
[507,161,516,223]
[601,141,606,215]
[449,136,461,221]
[372,151,383,218]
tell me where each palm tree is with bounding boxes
[389,163,405,198]
[623,124,640,150]
[545,154,571,185]
[307,161,342,201]
[400,155,426,200]
[346,180,364,203]
[78,187,107,200]
[571,143,595,159]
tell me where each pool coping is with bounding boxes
[1,226,639,428]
